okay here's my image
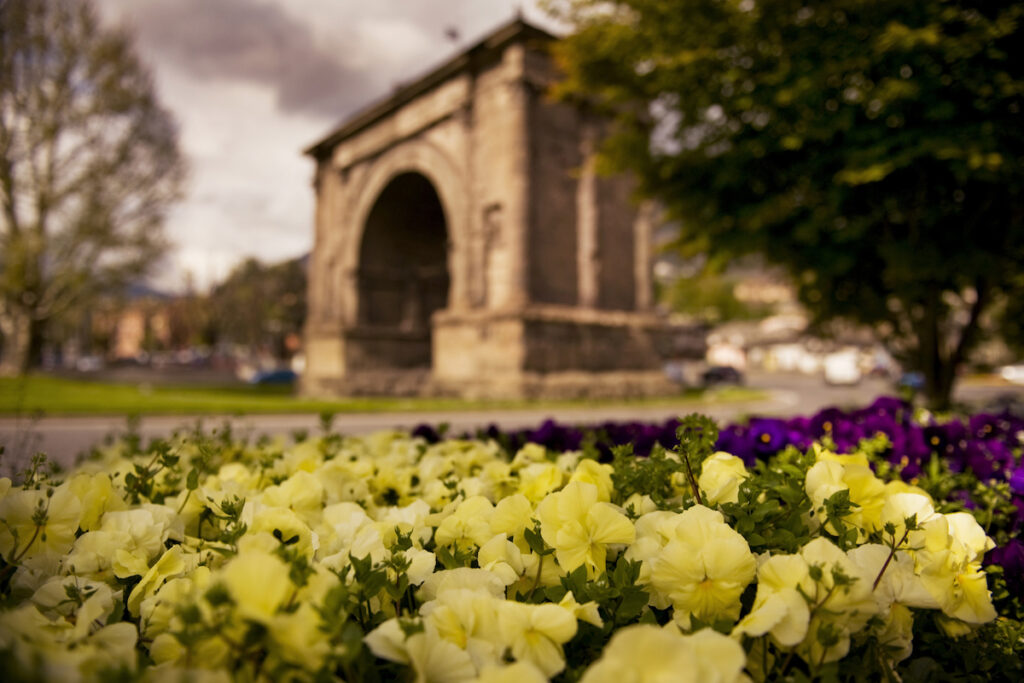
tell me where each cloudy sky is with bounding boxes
[95,0,560,292]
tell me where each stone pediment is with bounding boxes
[305,19,556,161]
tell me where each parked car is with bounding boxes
[249,369,298,385]
[823,350,862,386]
[999,364,1024,385]
[897,371,925,391]
[701,365,744,387]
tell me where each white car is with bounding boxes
[999,364,1024,385]
[823,350,862,385]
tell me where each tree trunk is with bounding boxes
[0,308,32,375]
[916,283,989,412]
[917,289,954,411]
[922,360,956,412]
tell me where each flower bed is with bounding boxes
[1,403,1022,681]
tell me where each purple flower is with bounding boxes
[964,440,1015,481]
[950,489,978,510]
[861,396,913,423]
[411,424,441,444]
[749,418,788,456]
[1010,466,1024,496]
[810,407,846,440]
[986,538,1024,596]
[528,419,582,453]
[923,420,971,473]
[970,413,1004,441]
[716,425,755,466]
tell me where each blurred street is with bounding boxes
[2,371,1020,473]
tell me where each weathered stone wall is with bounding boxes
[526,90,580,307]
[302,20,701,398]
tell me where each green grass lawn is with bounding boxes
[0,374,764,416]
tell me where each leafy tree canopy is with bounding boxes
[208,256,307,359]
[547,0,1024,408]
[0,0,185,373]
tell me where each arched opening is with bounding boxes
[356,172,450,368]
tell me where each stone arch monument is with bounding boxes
[303,19,695,398]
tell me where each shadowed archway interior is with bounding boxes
[356,172,450,368]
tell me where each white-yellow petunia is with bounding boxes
[219,547,294,623]
[536,481,635,578]
[580,623,748,683]
[0,483,82,562]
[434,496,495,550]
[698,452,750,505]
[647,504,756,626]
[497,601,578,677]
[569,459,615,502]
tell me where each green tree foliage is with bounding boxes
[547,0,1024,408]
[0,0,184,373]
[208,256,307,359]
[660,261,773,323]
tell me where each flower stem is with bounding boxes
[680,451,703,506]
[873,528,910,591]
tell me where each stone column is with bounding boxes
[634,200,656,311]
[450,96,475,313]
[502,46,531,310]
[576,122,599,308]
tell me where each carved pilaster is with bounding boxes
[634,201,656,311]
[577,122,599,308]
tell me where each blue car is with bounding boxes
[897,371,925,391]
[249,369,298,385]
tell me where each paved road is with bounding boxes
[2,373,1020,474]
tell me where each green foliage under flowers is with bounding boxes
[0,414,1020,681]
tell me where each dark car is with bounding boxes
[701,365,744,387]
[249,369,298,385]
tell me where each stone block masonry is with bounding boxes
[302,18,702,399]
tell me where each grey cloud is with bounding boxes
[120,0,377,118]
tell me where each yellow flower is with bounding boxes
[476,661,548,683]
[569,459,615,502]
[558,590,604,628]
[247,504,319,559]
[478,534,526,586]
[498,601,578,677]
[149,632,186,665]
[735,538,879,665]
[138,566,213,638]
[879,492,941,544]
[919,556,996,624]
[580,623,747,683]
[417,568,507,603]
[0,483,82,562]
[518,463,565,503]
[260,469,325,523]
[511,443,549,469]
[536,481,635,578]
[648,505,756,626]
[434,496,495,550]
[490,493,533,542]
[67,473,125,531]
[623,510,683,609]
[220,548,294,623]
[847,543,937,611]
[421,588,504,667]
[365,618,478,683]
[698,452,750,505]
[127,545,198,617]
[267,601,331,671]
[805,458,886,540]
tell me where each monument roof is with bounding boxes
[304,17,556,160]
